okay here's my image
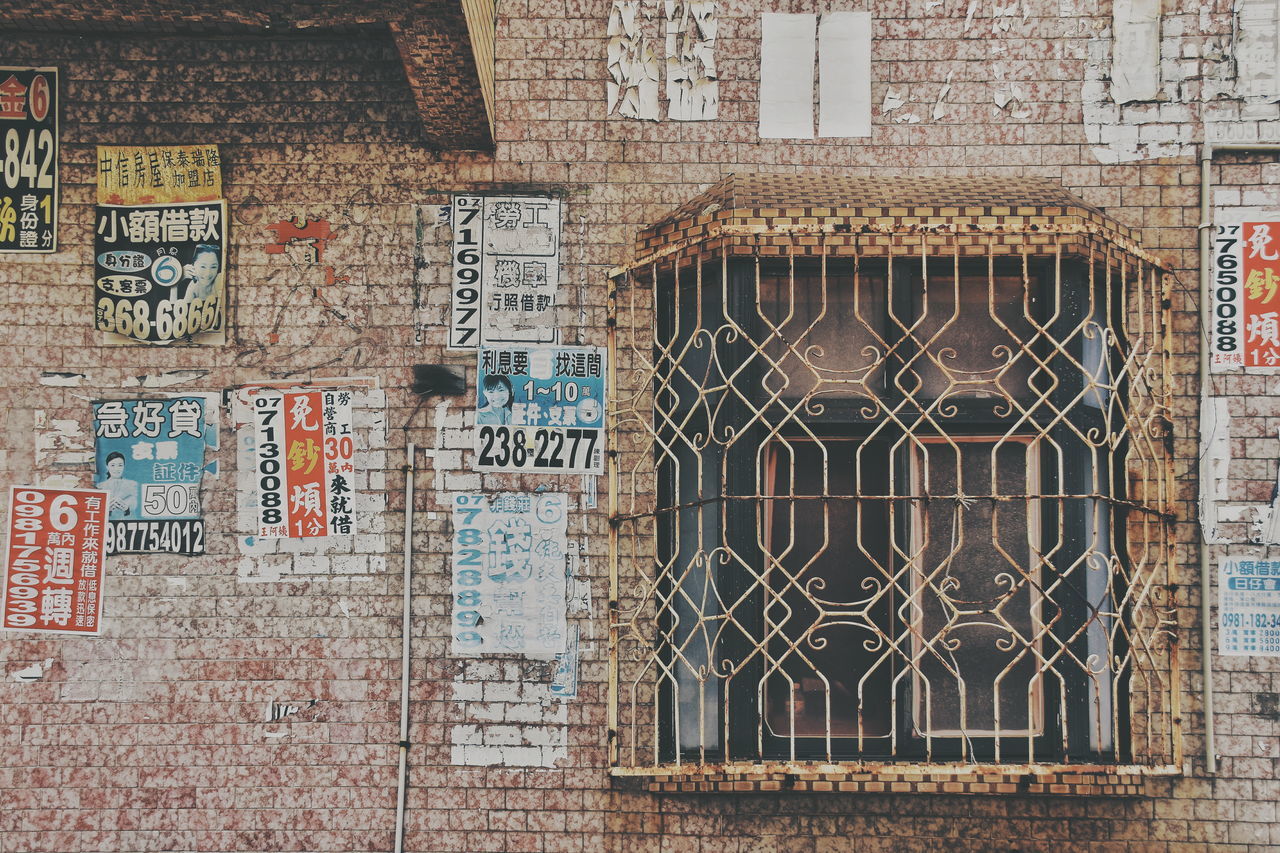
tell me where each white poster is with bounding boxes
[1220,558,1280,656]
[759,13,816,139]
[449,195,562,349]
[451,492,570,657]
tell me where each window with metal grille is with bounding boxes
[608,175,1179,778]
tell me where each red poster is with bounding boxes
[1242,221,1280,368]
[283,391,328,538]
[3,487,107,634]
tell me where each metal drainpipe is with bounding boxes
[394,441,416,853]
[1197,141,1280,775]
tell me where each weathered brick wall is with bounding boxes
[1,0,1278,849]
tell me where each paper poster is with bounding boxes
[1211,221,1280,369]
[94,200,227,345]
[451,492,569,657]
[473,345,606,474]
[759,14,817,139]
[3,487,106,634]
[248,388,356,539]
[96,144,222,206]
[96,145,226,346]
[92,397,216,556]
[0,67,58,253]
[817,12,871,137]
[1220,558,1280,655]
[449,195,561,349]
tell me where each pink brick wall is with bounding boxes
[0,4,1277,850]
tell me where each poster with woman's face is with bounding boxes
[94,199,227,345]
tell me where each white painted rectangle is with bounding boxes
[1110,0,1161,103]
[759,13,816,139]
[818,12,871,138]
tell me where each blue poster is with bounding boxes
[474,345,605,474]
[92,396,217,555]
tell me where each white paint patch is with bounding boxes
[665,0,718,121]
[607,0,661,120]
[759,13,817,138]
[882,88,906,113]
[39,372,86,387]
[11,658,54,682]
[818,11,872,137]
[34,412,93,467]
[449,675,569,767]
[1111,0,1162,103]
[122,370,210,389]
[1238,0,1280,99]
[1199,392,1231,544]
[932,70,955,121]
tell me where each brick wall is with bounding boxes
[1,0,1278,850]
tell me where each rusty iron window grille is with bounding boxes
[608,198,1178,777]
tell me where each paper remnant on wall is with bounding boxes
[608,0,661,121]
[1110,0,1161,103]
[818,11,871,137]
[665,0,718,121]
[759,13,816,139]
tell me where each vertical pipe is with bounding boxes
[606,275,620,769]
[394,441,416,852]
[1198,144,1216,775]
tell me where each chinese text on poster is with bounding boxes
[474,345,606,474]
[95,145,226,345]
[1220,558,1280,656]
[451,492,569,657]
[1212,221,1280,369]
[250,388,356,539]
[3,487,106,634]
[449,195,562,349]
[0,67,57,253]
[93,397,214,556]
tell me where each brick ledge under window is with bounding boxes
[614,763,1180,796]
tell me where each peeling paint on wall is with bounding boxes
[39,372,86,387]
[11,659,54,682]
[607,0,661,121]
[665,0,718,121]
[450,662,569,767]
[34,411,93,467]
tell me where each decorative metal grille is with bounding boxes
[607,187,1178,776]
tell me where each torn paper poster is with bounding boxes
[0,67,57,253]
[92,397,217,556]
[818,11,871,137]
[665,0,718,121]
[1211,221,1280,370]
[1220,558,1280,655]
[759,13,816,138]
[1238,0,1280,99]
[551,625,580,698]
[244,387,356,538]
[449,195,562,350]
[607,0,661,121]
[3,487,107,635]
[474,345,606,475]
[451,492,570,657]
[1110,0,1161,104]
